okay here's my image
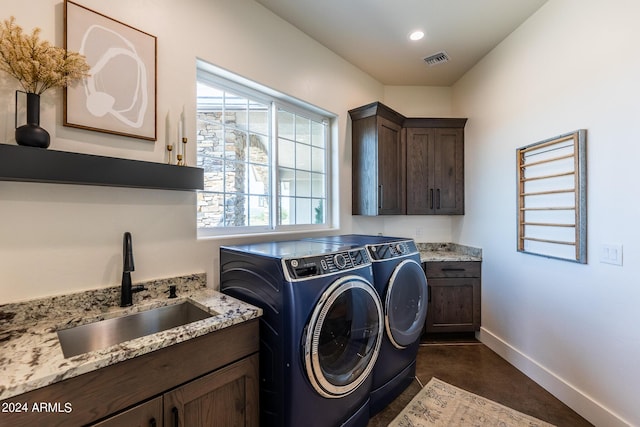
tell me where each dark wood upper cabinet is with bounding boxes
[405,127,434,214]
[350,102,466,216]
[406,121,465,215]
[350,102,406,215]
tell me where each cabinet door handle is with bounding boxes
[149,418,157,427]
[378,185,383,209]
[442,268,465,272]
[428,285,431,303]
[429,189,434,209]
[436,188,441,209]
[172,407,179,427]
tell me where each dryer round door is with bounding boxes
[303,275,383,398]
[385,259,429,349]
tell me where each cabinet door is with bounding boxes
[90,397,162,427]
[433,128,464,214]
[164,353,259,427]
[406,127,464,215]
[425,277,480,333]
[406,127,435,214]
[377,116,405,214]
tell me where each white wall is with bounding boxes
[0,0,389,303]
[0,1,455,303]
[452,1,640,425]
[383,86,452,117]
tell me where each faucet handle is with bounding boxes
[166,285,178,299]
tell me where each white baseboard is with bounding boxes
[478,327,631,427]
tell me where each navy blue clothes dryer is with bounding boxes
[220,240,384,427]
[304,235,429,415]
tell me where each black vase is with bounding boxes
[15,92,50,148]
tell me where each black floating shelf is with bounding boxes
[0,144,203,191]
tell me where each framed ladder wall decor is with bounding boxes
[517,130,587,263]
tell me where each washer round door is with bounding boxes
[304,275,384,398]
[385,259,429,349]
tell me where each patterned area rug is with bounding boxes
[389,377,556,427]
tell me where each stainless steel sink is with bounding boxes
[57,301,214,358]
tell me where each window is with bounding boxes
[196,62,331,235]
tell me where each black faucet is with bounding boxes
[120,232,145,307]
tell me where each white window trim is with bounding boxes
[196,59,336,239]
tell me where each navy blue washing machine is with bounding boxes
[220,240,384,427]
[304,235,428,415]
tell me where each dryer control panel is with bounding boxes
[284,248,370,280]
[367,240,418,261]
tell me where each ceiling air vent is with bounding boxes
[423,51,450,66]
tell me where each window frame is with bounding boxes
[196,61,334,238]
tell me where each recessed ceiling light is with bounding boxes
[409,30,424,41]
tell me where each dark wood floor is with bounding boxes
[367,334,593,426]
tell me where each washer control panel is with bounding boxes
[368,240,418,261]
[285,247,370,279]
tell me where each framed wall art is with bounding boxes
[64,0,157,141]
[517,130,587,263]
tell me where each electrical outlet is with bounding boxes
[600,244,623,266]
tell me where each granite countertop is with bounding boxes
[0,273,262,401]
[417,243,483,262]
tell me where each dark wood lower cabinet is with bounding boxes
[90,397,163,427]
[1,319,259,427]
[424,261,481,333]
[164,353,259,427]
[91,354,259,427]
